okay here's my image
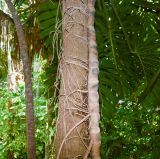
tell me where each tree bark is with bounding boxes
[4,0,36,159]
[88,0,100,158]
[6,20,14,159]
[55,0,89,158]
[6,21,12,75]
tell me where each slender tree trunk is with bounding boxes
[4,0,36,159]
[6,21,12,74]
[6,20,14,159]
[55,0,90,158]
[88,0,100,158]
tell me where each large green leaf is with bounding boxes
[38,1,59,48]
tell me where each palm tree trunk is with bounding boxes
[55,0,89,158]
[4,0,36,158]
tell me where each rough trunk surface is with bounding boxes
[88,0,100,158]
[55,0,89,158]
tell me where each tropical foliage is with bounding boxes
[0,0,160,158]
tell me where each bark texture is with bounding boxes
[4,0,36,159]
[55,0,89,158]
[88,0,100,158]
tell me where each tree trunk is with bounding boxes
[4,0,36,159]
[88,0,100,158]
[6,21,12,75]
[55,0,90,158]
[6,20,14,159]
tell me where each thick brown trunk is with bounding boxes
[5,0,36,159]
[55,0,89,158]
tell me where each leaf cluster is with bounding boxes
[96,0,160,158]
